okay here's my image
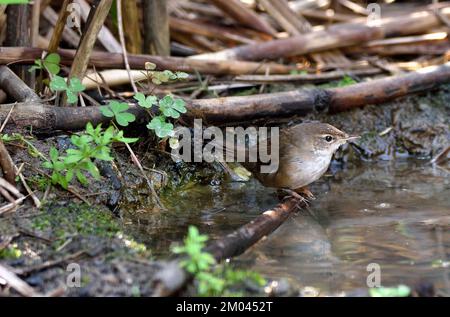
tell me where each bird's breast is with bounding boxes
[256,152,331,190]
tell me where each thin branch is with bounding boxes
[116,0,138,94]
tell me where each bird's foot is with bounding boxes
[279,189,311,207]
[296,187,316,201]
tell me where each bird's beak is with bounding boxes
[343,135,360,142]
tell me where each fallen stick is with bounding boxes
[204,198,300,261]
[345,42,450,56]
[235,68,382,84]
[169,17,257,45]
[69,0,114,81]
[152,197,300,296]
[190,6,450,61]
[0,139,16,185]
[43,4,80,51]
[209,0,277,36]
[189,62,450,123]
[0,47,294,75]
[0,65,40,102]
[1,62,449,129]
[0,264,38,296]
[76,0,121,53]
[0,177,23,199]
[81,67,380,90]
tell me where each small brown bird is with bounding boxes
[229,122,358,200]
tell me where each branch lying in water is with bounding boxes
[151,197,302,296]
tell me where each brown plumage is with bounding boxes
[219,122,357,197]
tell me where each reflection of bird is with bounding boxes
[225,122,358,200]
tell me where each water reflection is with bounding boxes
[122,160,450,295]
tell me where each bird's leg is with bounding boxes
[278,189,310,207]
[294,187,316,200]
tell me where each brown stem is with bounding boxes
[1,63,450,130]
[47,0,72,53]
[0,47,295,75]
[0,139,16,185]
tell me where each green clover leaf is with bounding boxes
[147,116,174,138]
[49,76,85,104]
[100,101,136,127]
[175,72,189,79]
[49,75,67,91]
[158,95,187,119]
[43,53,61,75]
[134,92,158,109]
[29,53,61,75]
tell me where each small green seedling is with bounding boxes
[337,75,357,87]
[43,122,138,189]
[172,226,266,296]
[100,101,136,127]
[151,70,189,85]
[289,69,308,75]
[134,94,187,138]
[172,226,216,274]
[50,75,86,104]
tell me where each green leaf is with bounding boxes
[151,77,162,85]
[76,170,88,186]
[172,99,187,113]
[65,169,74,183]
[163,70,177,80]
[29,60,43,73]
[369,285,410,297]
[147,116,173,138]
[43,53,61,75]
[100,106,115,118]
[85,122,95,135]
[158,95,186,119]
[53,161,65,172]
[66,90,78,104]
[59,175,69,189]
[145,62,156,70]
[161,107,180,119]
[49,147,59,162]
[133,92,146,105]
[116,112,136,127]
[115,136,139,144]
[49,76,67,91]
[68,78,86,93]
[159,95,173,108]
[102,126,115,144]
[42,161,53,169]
[102,101,135,127]
[175,72,189,79]
[64,152,84,164]
[134,93,157,109]
[93,148,113,161]
[109,101,129,114]
[83,160,100,180]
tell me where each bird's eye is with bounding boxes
[325,135,334,142]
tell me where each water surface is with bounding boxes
[122,160,450,295]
